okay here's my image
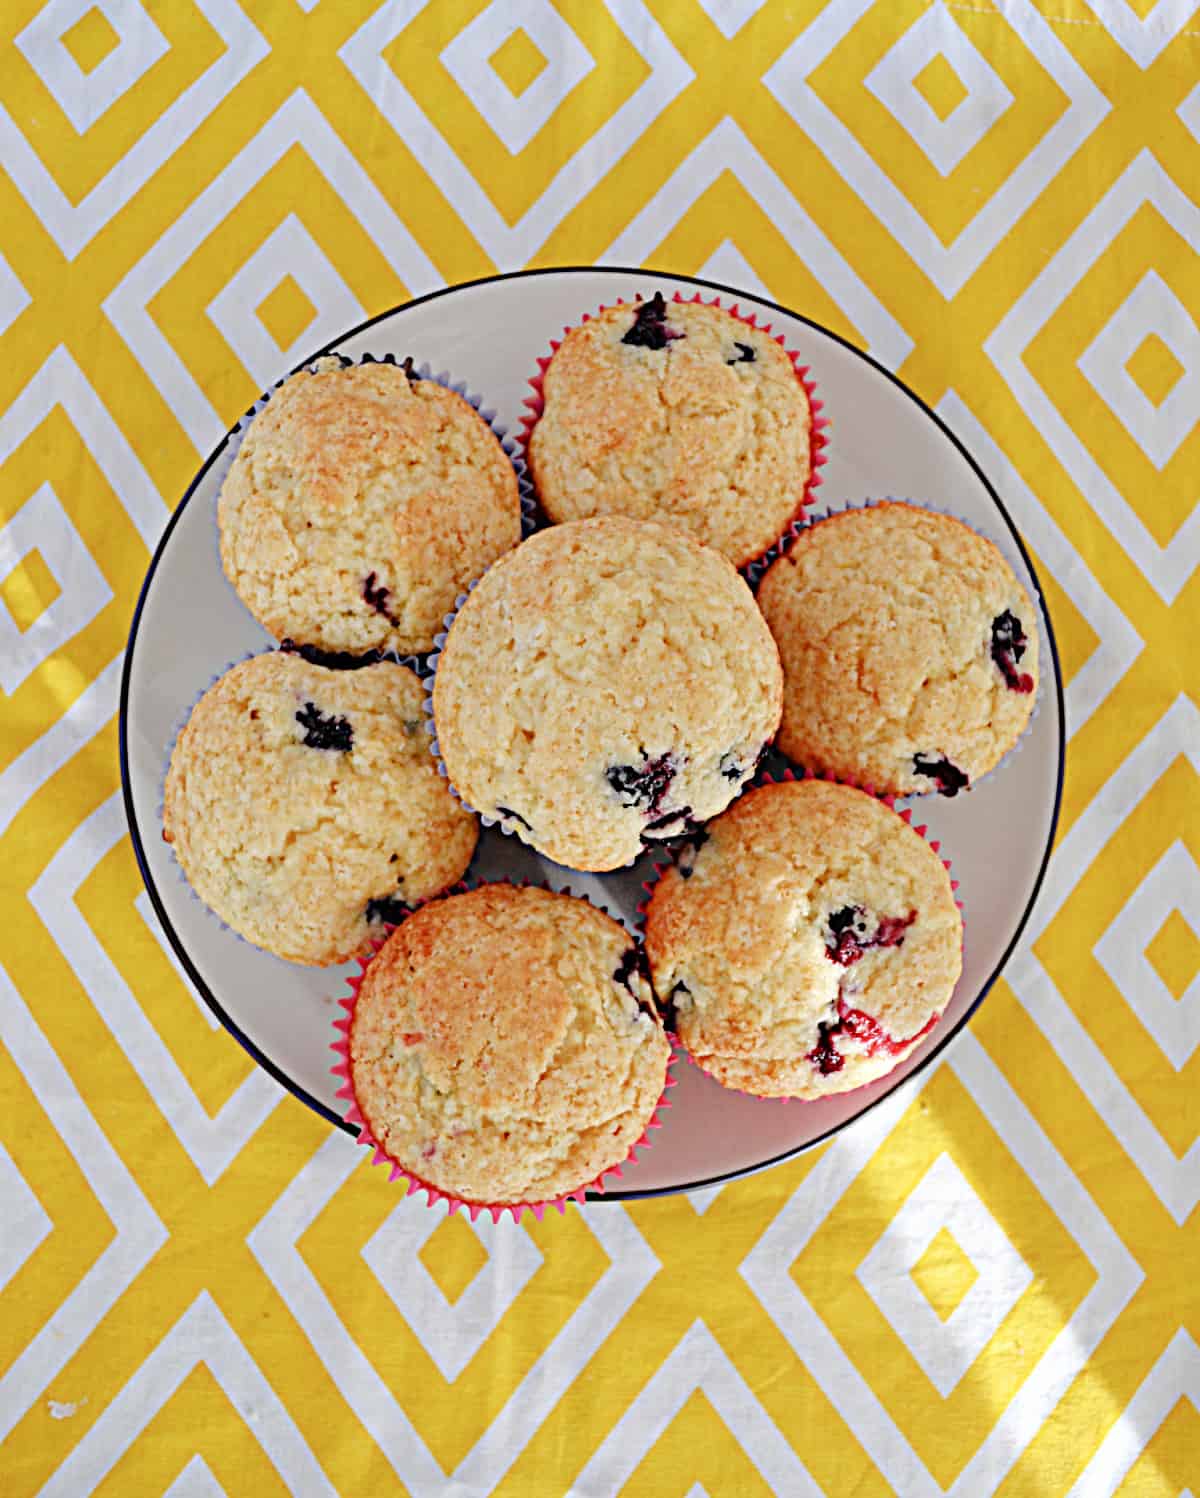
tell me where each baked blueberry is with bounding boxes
[727,342,756,364]
[825,905,915,966]
[641,806,697,843]
[296,701,354,752]
[990,610,1034,694]
[606,751,676,813]
[363,571,400,627]
[366,894,409,926]
[281,639,385,671]
[620,292,682,351]
[912,753,969,797]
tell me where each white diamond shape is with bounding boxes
[1094,841,1200,1072]
[0,481,113,695]
[249,1133,661,1493]
[339,1,691,267]
[16,0,169,136]
[1077,270,1200,472]
[742,1040,1141,1494]
[361,1203,542,1382]
[441,0,594,155]
[1,1,267,261]
[206,214,364,391]
[765,0,1108,297]
[857,1153,1034,1398]
[865,5,1013,178]
[987,153,1200,603]
[0,1143,52,1293]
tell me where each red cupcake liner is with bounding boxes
[636,767,964,1103]
[517,290,831,571]
[329,879,676,1221]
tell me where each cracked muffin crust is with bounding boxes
[644,779,962,1099]
[218,358,521,655]
[432,516,784,872]
[162,652,477,965]
[348,884,671,1206]
[757,503,1039,796]
[528,295,813,566]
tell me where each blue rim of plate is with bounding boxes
[118,265,1066,1203]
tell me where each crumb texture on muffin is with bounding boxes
[432,516,784,872]
[162,652,477,965]
[529,297,812,566]
[757,502,1039,796]
[218,358,521,655]
[645,779,962,1098]
[349,885,671,1205]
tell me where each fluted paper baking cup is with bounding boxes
[208,351,536,648]
[637,767,964,1102]
[517,289,829,569]
[160,646,444,964]
[329,880,676,1220]
[752,497,1043,793]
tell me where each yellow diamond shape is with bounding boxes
[1125,332,1186,409]
[1146,909,1200,1001]
[60,7,121,75]
[489,27,548,99]
[909,1225,980,1322]
[255,274,317,352]
[912,53,969,123]
[1,548,60,634]
[418,1214,489,1305]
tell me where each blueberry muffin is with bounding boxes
[528,294,813,566]
[757,503,1039,796]
[346,884,671,1207]
[432,516,784,872]
[163,651,477,965]
[644,779,962,1099]
[218,357,520,656]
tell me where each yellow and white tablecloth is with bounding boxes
[2,1,1197,1492]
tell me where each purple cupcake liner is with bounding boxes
[419,578,739,873]
[209,352,536,645]
[160,646,439,965]
[752,496,1043,796]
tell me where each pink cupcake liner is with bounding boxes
[752,496,1044,788]
[636,766,964,1103]
[329,879,677,1221]
[516,289,830,570]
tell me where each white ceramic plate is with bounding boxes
[120,268,1064,1199]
